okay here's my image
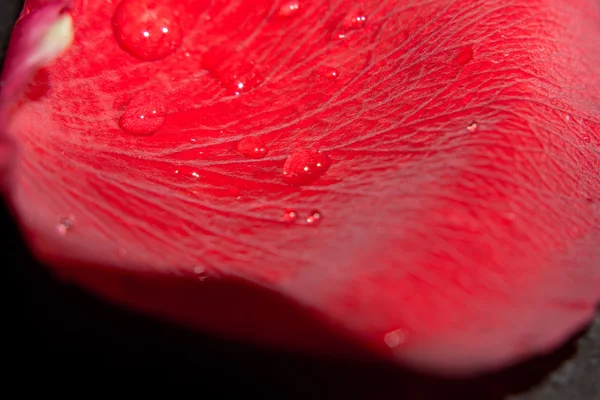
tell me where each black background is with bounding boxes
[1,1,598,397]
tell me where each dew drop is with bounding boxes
[283,148,330,185]
[456,45,474,66]
[119,92,166,135]
[113,0,183,61]
[193,265,208,281]
[466,121,478,132]
[57,216,75,236]
[343,10,367,30]
[318,66,339,80]
[384,328,408,348]
[305,210,322,226]
[282,209,298,224]
[336,10,367,39]
[236,136,268,159]
[202,47,264,96]
[278,1,300,17]
[223,68,264,96]
[582,133,591,143]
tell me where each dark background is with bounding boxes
[1,1,598,397]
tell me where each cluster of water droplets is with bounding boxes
[92,0,487,234]
[108,0,352,225]
[282,209,322,226]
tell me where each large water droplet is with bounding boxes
[283,148,330,185]
[278,1,300,17]
[113,0,183,61]
[305,210,322,226]
[119,92,166,135]
[236,136,268,159]
[282,209,298,224]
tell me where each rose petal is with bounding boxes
[1,0,599,376]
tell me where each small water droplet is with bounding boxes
[384,328,408,348]
[119,92,166,135]
[193,265,208,281]
[466,121,478,132]
[236,136,268,159]
[57,216,75,236]
[343,10,367,30]
[113,0,183,61]
[283,148,330,185]
[202,47,264,96]
[582,134,591,143]
[336,10,367,39]
[305,210,322,225]
[456,45,474,65]
[282,209,298,223]
[318,66,339,79]
[566,114,572,122]
[278,1,300,17]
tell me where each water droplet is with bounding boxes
[119,92,166,135]
[193,265,208,281]
[282,209,298,223]
[336,10,367,39]
[278,1,300,17]
[466,121,478,132]
[318,66,339,79]
[113,0,183,61]
[456,45,474,65]
[224,69,264,96]
[582,133,591,143]
[236,136,268,159]
[305,210,322,225]
[202,47,264,96]
[283,148,330,185]
[343,10,367,30]
[384,328,408,348]
[57,216,75,236]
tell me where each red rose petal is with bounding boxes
[1,0,599,376]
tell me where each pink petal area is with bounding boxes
[0,1,72,188]
[1,0,600,377]
[1,1,72,104]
